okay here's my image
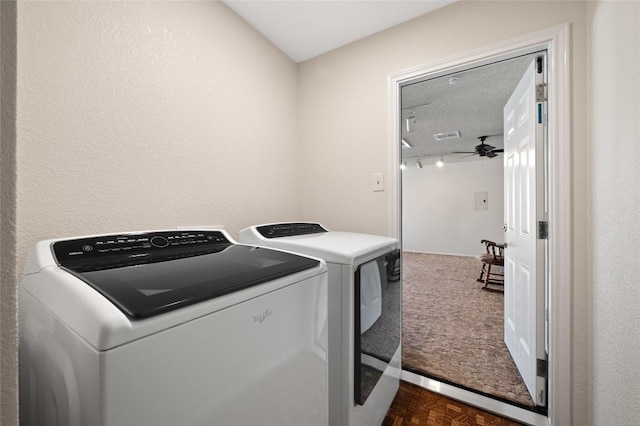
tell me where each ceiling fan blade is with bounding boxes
[491,149,504,153]
[485,151,498,158]
[452,151,476,154]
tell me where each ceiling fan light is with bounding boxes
[436,156,444,168]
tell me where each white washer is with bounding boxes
[239,222,401,426]
[19,229,328,426]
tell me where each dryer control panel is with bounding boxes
[256,223,328,239]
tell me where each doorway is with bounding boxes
[400,52,544,412]
[386,25,572,426]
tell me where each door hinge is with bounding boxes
[537,221,548,239]
[537,358,548,379]
[536,83,547,102]
[536,56,544,73]
[536,358,548,406]
[538,389,546,406]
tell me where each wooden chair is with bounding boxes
[476,239,505,291]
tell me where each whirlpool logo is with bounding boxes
[253,309,272,324]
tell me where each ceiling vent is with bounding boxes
[434,131,461,141]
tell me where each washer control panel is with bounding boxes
[52,230,230,266]
[256,222,328,239]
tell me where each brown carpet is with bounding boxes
[402,252,536,409]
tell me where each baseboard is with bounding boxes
[401,250,479,258]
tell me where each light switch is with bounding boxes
[373,173,384,192]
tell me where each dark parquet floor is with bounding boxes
[384,381,524,426]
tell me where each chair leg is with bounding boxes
[482,263,504,292]
[477,263,487,283]
[483,264,492,289]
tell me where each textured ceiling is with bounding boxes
[401,54,538,166]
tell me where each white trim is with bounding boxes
[402,250,478,259]
[388,24,572,426]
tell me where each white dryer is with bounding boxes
[19,229,328,426]
[239,222,401,426]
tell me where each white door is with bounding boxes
[503,57,547,406]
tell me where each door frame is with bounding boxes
[387,24,571,425]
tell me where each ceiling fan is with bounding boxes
[453,135,504,158]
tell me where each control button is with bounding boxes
[150,236,170,248]
[82,245,93,252]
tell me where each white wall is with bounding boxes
[587,1,640,424]
[402,159,503,256]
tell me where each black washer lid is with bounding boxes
[53,230,320,319]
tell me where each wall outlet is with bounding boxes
[474,191,488,210]
[373,173,384,192]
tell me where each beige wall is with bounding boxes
[298,0,589,423]
[1,1,18,423]
[16,0,300,272]
[298,0,587,236]
[3,2,300,424]
[587,1,640,425]
[3,1,639,425]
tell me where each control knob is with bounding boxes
[150,236,170,248]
